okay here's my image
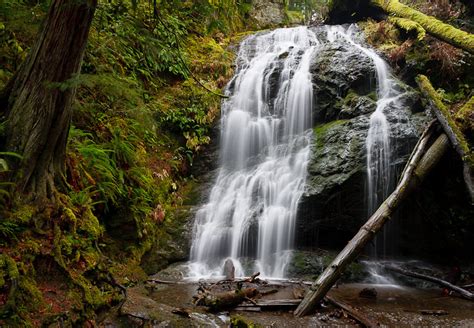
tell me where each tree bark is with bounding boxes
[5,0,97,200]
[370,0,474,54]
[416,75,473,203]
[294,126,450,317]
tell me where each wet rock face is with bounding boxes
[296,40,428,251]
[310,42,376,123]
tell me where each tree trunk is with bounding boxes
[5,0,97,200]
[370,0,474,54]
[416,75,473,203]
[294,126,450,316]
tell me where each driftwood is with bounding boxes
[385,265,474,301]
[193,287,258,311]
[237,299,301,308]
[294,123,450,316]
[416,75,473,203]
[234,306,262,312]
[325,295,379,328]
[147,279,189,285]
[245,271,261,283]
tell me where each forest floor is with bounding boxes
[98,267,474,327]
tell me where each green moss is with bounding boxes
[455,96,474,133]
[372,0,474,54]
[389,17,426,41]
[0,255,42,324]
[286,10,304,25]
[314,120,348,139]
[416,75,472,165]
[12,205,35,224]
[230,315,261,328]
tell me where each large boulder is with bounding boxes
[310,41,376,123]
[296,32,428,251]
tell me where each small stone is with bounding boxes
[223,258,235,280]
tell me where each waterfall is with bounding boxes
[325,25,406,257]
[188,24,412,279]
[189,27,317,278]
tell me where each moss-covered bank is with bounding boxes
[0,0,274,325]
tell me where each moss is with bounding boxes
[12,205,35,224]
[0,255,42,324]
[416,75,472,165]
[455,96,474,134]
[77,207,103,239]
[286,10,304,25]
[230,315,261,328]
[389,17,426,41]
[314,120,348,142]
[372,0,474,54]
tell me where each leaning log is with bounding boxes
[416,75,473,203]
[294,128,450,316]
[370,0,474,54]
[325,295,379,328]
[385,265,474,301]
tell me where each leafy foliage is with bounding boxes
[0,0,246,324]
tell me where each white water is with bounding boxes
[325,25,407,257]
[189,27,317,278]
[189,25,412,280]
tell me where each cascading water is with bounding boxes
[189,24,414,280]
[325,25,406,257]
[189,27,317,278]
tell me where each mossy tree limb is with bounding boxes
[370,0,474,54]
[388,17,425,41]
[416,75,473,202]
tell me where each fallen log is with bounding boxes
[370,0,474,54]
[147,279,189,285]
[416,75,473,203]
[234,306,262,312]
[294,125,450,316]
[194,287,258,311]
[325,295,379,328]
[385,265,474,301]
[238,299,302,308]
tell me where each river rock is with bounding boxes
[223,258,235,280]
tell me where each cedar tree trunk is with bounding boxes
[5,0,97,200]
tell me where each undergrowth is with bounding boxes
[0,0,254,325]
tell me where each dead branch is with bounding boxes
[385,265,474,301]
